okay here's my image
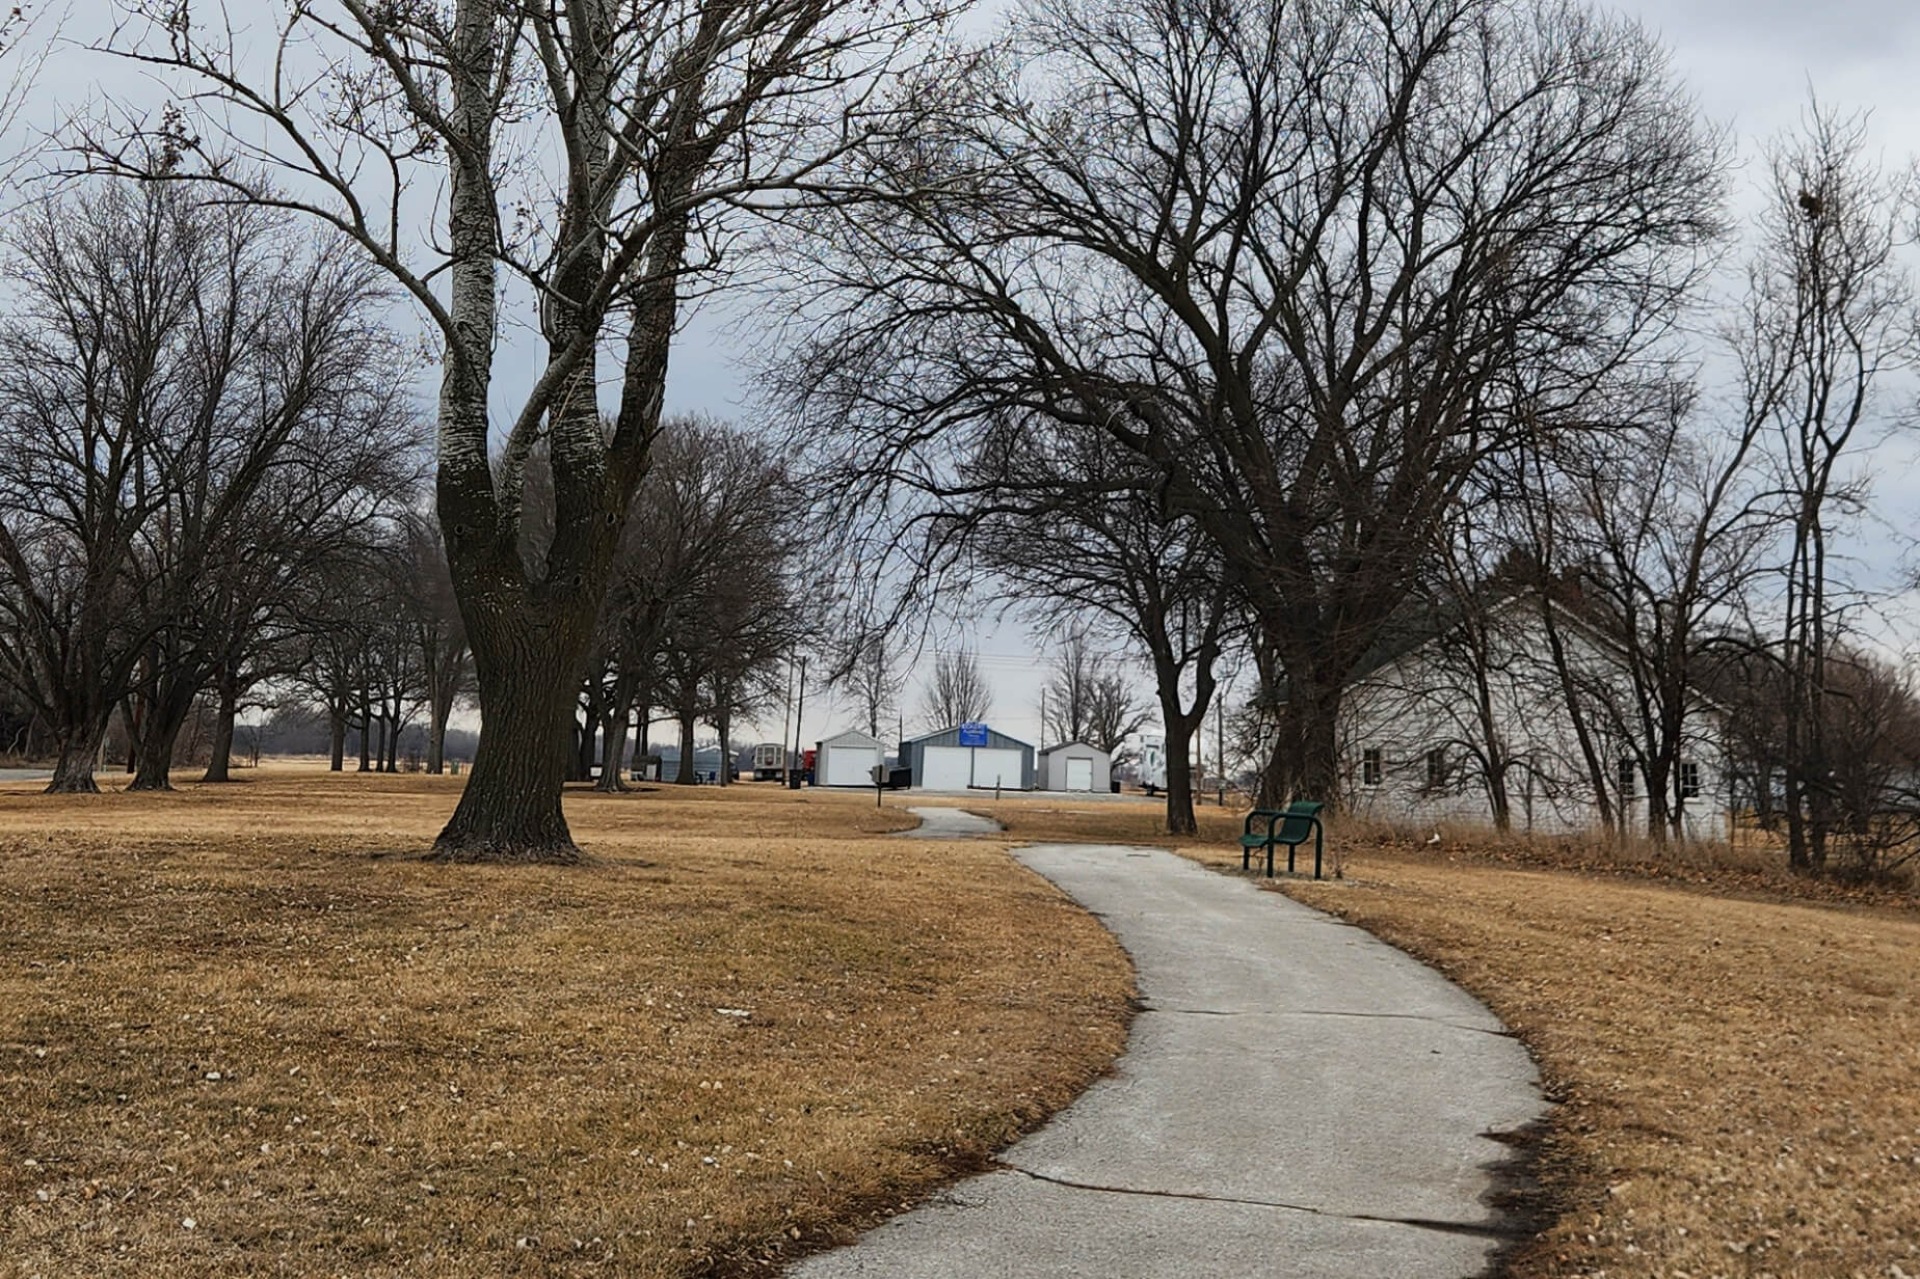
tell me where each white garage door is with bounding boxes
[1066,756,1094,791]
[971,748,1024,789]
[919,746,973,791]
[823,745,880,787]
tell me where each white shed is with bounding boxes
[815,729,887,788]
[1040,742,1111,793]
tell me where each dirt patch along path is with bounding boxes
[791,843,1546,1278]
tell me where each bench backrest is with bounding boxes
[1245,800,1325,842]
[1275,809,1321,841]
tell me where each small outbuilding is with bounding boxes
[1040,742,1111,793]
[901,724,1035,791]
[814,729,888,787]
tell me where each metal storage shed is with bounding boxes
[1040,742,1111,793]
[901,725,1035,791]
[815,729,887,787]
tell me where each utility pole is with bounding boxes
[1039,687,1047,753]
[1218,696,1227,807]
[791,655,808,787]
[780,655,795,787]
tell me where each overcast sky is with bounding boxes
[663,0,1920,746]
[25,1,1920,751]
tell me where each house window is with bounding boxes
[1679,761,1701,799]
[1362,748,1383,787]
[1426,748,1445,787]
[1618,757,1637,799]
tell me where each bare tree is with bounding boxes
[0,180,411,791]
[1551,383,1776,842]
[920,648,991,731]
[400,515,474,776]
[1745,105,1918,872]
[593,417,803,786]
[1083,666,1149,762]
[1041,628,1146,756]
[1040,629,1100,748]
[968,423,1237,832]
[829,632,904,740]
[92,0,945,858]
[779,0,1722,808]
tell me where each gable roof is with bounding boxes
[820,729,886,749]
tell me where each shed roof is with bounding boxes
[905,725,1035,751]
[820,729,886,749]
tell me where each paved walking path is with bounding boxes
[792,843,1546,1278]
[903,806,1003,838]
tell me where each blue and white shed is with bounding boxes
[901,724,1035,791]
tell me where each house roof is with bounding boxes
[1041,741,1107,757]
[820,729,886,748]
[1346,586,1734,719]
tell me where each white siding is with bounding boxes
[1339,603,1731,841]
[970,748,1024,789]
[920,746,972,790]
[1039,743,1112,792]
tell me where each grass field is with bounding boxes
[0,772,1134,1278]
[10,773,1920,1278]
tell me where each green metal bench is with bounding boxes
[1240,801,1327,879]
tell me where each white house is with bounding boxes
[814,729,887,787]
[1339,596,1730,841]
[1040,742,1111,793]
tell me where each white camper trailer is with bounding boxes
[750,743,787,781]
[1138,735,1167,795]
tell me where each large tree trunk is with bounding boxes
[1263,661,1343,808]
[129,681,197,792]
[329,705,347,771]
[572,678,603,782]
[715,699,733,787]
[675,709,698,785]
[202,681,239,783]
[45,715,109,794]
[595,676,635,793]
[1163,724,1199,836]
[430,600,586,862]
[384,703,402,772]
[357,692,372,772]
[427,691,453,775]
[1152,672,1205,836]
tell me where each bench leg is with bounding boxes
[1313,828,1323,880]
[1287,842,1296,875]
[1264,841,1275,878]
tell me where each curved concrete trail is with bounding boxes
[903,806,1003,838]
[791,843,1546,1279]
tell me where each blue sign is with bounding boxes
[957,721,990,747]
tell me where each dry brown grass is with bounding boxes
[1281,846,1920,1278]
[0,773,1133,1278]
